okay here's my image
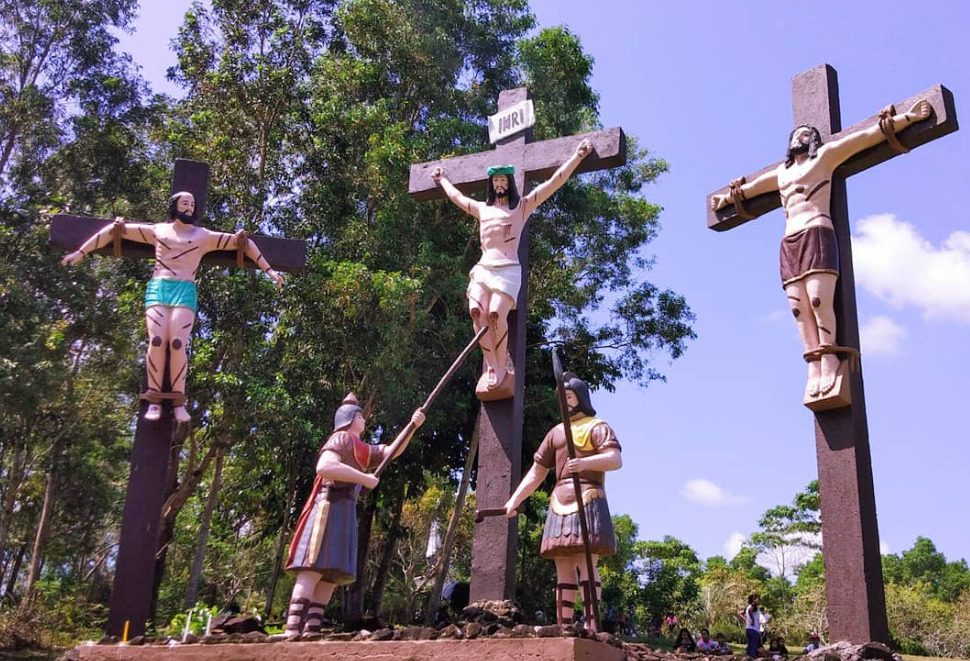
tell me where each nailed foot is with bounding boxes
[819,354,840,396]
[806,360,822,398]
[173,405,192,424]
[145,404,162,421]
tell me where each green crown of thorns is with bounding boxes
[487,165,515,176]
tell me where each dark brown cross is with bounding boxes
[706,65,957,643]
[50,159,306,638]
[409,88,626,602]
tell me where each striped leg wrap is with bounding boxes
[556,582,578,627]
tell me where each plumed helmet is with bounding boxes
[563,372,595,417]
[333,392,363,431]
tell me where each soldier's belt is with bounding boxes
[550,488,605,515]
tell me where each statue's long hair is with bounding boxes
[785,125,823,167]
[485,175,520,210]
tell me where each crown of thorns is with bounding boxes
[487,165,515,176]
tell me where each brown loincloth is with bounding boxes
[780,224,839,288]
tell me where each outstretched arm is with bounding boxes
[218,230,285,287]
[386,409,426,460]
[432,167,481,219]
[504,461,550,516]
[522,137,593,215]
[822,99,932,166]
[710,169,780,211]
[60,217,155,265]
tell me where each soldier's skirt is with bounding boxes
[284,488,358,584]
[540,496,616,558]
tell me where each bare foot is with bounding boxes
[487,363,507,389]
[173,405,191,424]
[819,354,840,395]
[145,404,162,421]
[806,360,821,398]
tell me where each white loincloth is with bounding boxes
[467,262,521,308]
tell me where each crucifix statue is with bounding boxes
[409,88,626,602]
[50,159,306,637]
[707,65,957,643]
[60,192,283,423]
[432,139,593,398]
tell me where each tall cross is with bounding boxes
[706,65,957,643]
[50,159,306,637]
[409,88,626,602]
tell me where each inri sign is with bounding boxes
[488,99,535,144]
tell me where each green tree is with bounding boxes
[636,536,703,625]
[883,537,970,603]
[750,481,820,578]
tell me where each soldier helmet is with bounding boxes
[333,392,363,431]
[563,372,595,417]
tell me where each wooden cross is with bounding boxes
[409,88,626,602]
[50,159,306,637]
[706,65,957,643]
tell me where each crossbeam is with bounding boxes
[50,215,306,273]
[707,83,957,231]
[409,127,625,201]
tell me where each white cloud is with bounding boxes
[860,315,907,356]
[723,532,747,559]
[880,541,892,555]
[681,479,750,507]
[853,214,970,324]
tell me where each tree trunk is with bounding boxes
[425,415,480,623]
[184,446,225,609]
[369,481,405,617]
[21,455,58,605]
[264,456,300,616]
[0,438,26,562]
[3,542,27,602]
[342,492,377,628]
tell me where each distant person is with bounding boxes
[697,628,719,653]
[743,593,762,659]
[716,632,732,655]
[675,627,697,653]
[804,632,822,653]
[666,613,680,635]
[759,609,772,644]
[433,605,451,630]
[768,636,789,660]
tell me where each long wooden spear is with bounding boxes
[551,348,600,633]
[374,326,488,477]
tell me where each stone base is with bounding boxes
[804,359,851,412]
[74,637,625,661]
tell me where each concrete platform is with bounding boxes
[75,637,626,661]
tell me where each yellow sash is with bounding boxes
[569,416,604,451]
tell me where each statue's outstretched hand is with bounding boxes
[61,251,83,266]
[431,166,444,183]
[267,269,285,289]
[576,138,593,159]
[411,409,426,429]
[908,99,932,122]
[710,194,729,211]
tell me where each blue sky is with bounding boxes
[117,1,970,570]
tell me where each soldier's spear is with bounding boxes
[374,325,488,477]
